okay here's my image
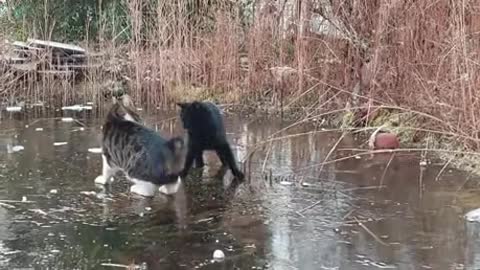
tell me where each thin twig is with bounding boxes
[354,217,389,246]
[298,199,325,214]
[379,153,395,190]
[0,202,15,209]
[318,132,346,177]
[0,199,35,204]
[342,209,355,220]
[435,156,454,181]
[340,185,387,192]
[100,263,137,269]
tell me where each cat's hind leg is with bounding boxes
[130,179,157,197]
[215,143,244,179]
[95,154,118,185]
[194,152,205,168]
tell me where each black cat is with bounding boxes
[177,101,244,179]
[95,95,186,197]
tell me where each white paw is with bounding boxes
[130,183,156,197]
[94,175,109,185]
[158,177,182,195]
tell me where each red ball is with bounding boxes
[374,133,400,149]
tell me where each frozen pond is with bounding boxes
[0,110,479,269]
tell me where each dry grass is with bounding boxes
[1,0,480,151]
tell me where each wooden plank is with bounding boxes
[11,41,44,52]
[69,54,87,59]
[27,38,86,55]
[9,62,38,72]
[11,41,29,49]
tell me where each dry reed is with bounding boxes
[1,0,480,152]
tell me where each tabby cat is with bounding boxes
[94,95,186,197]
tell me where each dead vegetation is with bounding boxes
[1,0,480,151]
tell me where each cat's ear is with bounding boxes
[177,102,190,109]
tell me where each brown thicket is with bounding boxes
[1,0,480,148]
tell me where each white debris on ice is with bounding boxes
[80,191,97,196]
[6,106,22,112]
[53,142,68,146]
[213,250,225,261]
[88,148,102,154]
[61,105,93,111]
[279,181,293,186]
[61,117,74,122]
[7,145,24,153]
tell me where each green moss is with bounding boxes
[427,137,480,175]
[168,85,244,105]
[341,110,355,130]
[451,189,480,209]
